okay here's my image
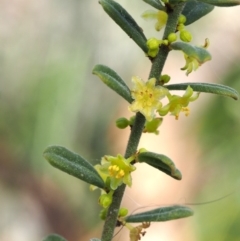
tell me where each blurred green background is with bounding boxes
[0,1,239,241]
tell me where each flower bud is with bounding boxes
[118,207,128,217]
[180,30,192,42]
[99,208,108,220]
[129,116,136,126]
[160,74,171,84]
[177,23,185,31]
[178,14,187,24]
[138,148,148,153]
[116,117,129,129]
[147,38,161,57]
[99,193,112,208]
[167,33,177,43]
[162,40,169,45]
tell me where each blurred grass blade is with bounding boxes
[165,82,239,100]
[142,0,165,10]
[42,234,67,241]
[90,239,101,241]
[93,64,132,103]
[182,0,214,25]
[99,0,148,53]
[125,205,193,222]
[137,152,182,180]
[43,146,105,188]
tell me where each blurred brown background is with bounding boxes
[0,1,240,241]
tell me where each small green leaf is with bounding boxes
[142,0,165,10]
[42,234,67,241]
[92,64,132,103]
[165,82,239,100]
[197,0,240,7]
[90,239,101,241]
[125,205,193,222]
[137,152,182,180]
[182,1,214,25]
[43,146,105,188]
[99,0,148,53]
[170,41,211,64]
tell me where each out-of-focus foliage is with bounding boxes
[0,1,123,240]
[195,62,240,240]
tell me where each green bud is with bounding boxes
[178,14,187,24]
[147,38,161,58]
[177,23,185,31]
[180,30,192,42]
[167,33,177,43]
[118,207,129,217]
[162,40,169,45]
[139,148,148,153]
[147,38,161,49]
[129,116,136,126]
[160,74,171,84]
[116,117,129,129]
[99,193,113,208]
[99,208,108,220]
[148,49,159,58]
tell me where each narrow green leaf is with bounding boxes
[197,0,240,7]
[92,64,132,103]
[42,234,67,241]
[165,82,239,100]
[99,0,148,53]
[90,239,101,241]
[182,1,214,25]
[171,42,211,64]
[169,0,188,3]
[43,146,105,189]
[142,0,165,10]
[125,205,193,222]
[137,152,182,180]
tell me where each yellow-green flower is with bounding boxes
[158,86,199,120]
[142,10,168,31]
[95,154,136,190]
[181,39,211,76]
[129,76,168,121]
[181,54,200,76]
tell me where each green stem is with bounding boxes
[100,3,186,241]
[100,113,145,241]
[149,2,186,80]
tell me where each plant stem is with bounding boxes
[149,2,186,80]
[100,3,186,241]
[100,113,146,241]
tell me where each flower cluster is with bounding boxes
[143,10,210,77]
[129,76,199,121]
[177,14,192,43]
